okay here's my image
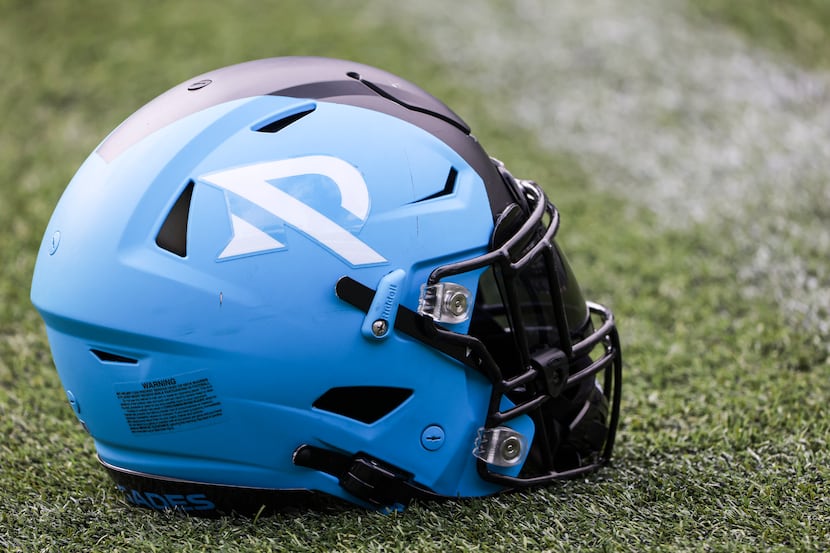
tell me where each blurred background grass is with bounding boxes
[1,1,829,551]
[693,0,830,69]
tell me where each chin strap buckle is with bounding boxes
[293,444,440,508]
[531,347,568,398]
[340,456,409,508]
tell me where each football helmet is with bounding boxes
[31,57,621,515]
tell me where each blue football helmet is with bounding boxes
[31,57,621,515]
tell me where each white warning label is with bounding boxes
[114,371,223,434]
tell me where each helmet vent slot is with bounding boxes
[156,181,194,257]
[90,349,138,364]
[313,386,413,424]
[413,167,457,203]
[254,107,315,133]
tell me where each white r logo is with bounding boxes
[199,155,387,266]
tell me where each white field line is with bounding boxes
[382,0,830,343]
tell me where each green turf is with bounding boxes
[2,1,829,551]
[691,0,830,69]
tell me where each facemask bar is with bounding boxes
[423,177,622,488]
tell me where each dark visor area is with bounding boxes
[469,245,590,379]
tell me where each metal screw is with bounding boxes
[447,292,468,316]
[371,319,388,337]
[500,435,522,462]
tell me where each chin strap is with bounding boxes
[292,444,443,508]
[335,276,479,368]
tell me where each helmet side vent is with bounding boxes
[90,349,138,365]
[156,181,194,257]
[313,386,413,424]
[413,167,458,203]
[254,107,315,133]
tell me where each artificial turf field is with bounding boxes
[2,1,829,551]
